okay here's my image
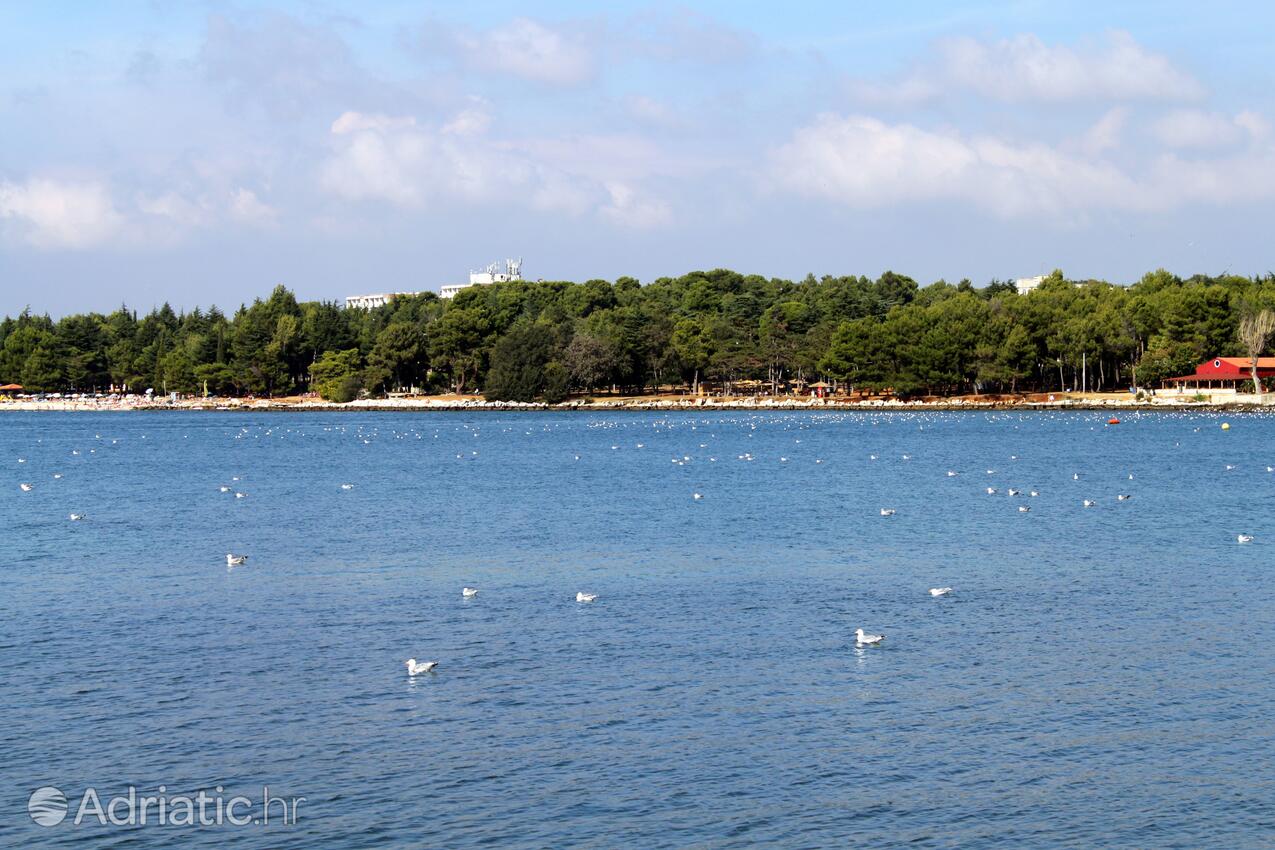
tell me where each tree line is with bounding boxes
[3,268,1275,401]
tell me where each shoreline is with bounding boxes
[3,394,1272,413]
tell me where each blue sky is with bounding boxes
[3,1,1275,315]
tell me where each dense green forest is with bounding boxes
[3,268,1275,401]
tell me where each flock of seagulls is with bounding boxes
[11,413,1272,677]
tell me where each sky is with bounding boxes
[3,1,1275,316]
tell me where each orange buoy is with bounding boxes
[1108,418,1120,425]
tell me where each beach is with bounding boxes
[2,390,1272,413]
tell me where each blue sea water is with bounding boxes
[3,410,1275,848]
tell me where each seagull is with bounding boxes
[869,455,877,460]
[1008,488,1020,496]
[693,493,703,500]
[52,473,62,479]
[1073,473,1080,480]
[880,508,896,516]
[219,486,231,492]
[405,659,437,675]
[986,469,996,475]
[1083,499,1096,507]
[1117,494,1132,501]
[947,470,958,477]
[1019,505,1030,512]
[1237,534,1255,544]
[340,483,354,490]
[576,592,598,603]
[855,628,884,646]
[929,587,953,597]
[17,457,25,463]
[1029,490,1039,497]
[986,487,998,495]
[69,513,84,521]
[226,553,248,566]
[462,587,478,598]
[234,492,246,499]
[19,483,32,492]
[1129,473,1135,480]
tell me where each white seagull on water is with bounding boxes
[69,513,85,521]
[405,659,437,675]
[20,483,33,492]
[462,587,478,598]
[929,587,953,597]
[226,553,248,566]
[855,628,884,646]
[880,508,896,516]
[576,592,598,603]
[1237,534,1255,544]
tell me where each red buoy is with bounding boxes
[1108,418,1120,425]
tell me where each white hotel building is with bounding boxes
[345,258,525,309]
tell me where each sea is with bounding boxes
[3,410,1274,848]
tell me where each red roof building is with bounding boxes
[1164,357,1275,388]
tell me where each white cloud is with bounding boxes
[441,101,492,137]
[852,31,1204,105]
[229,188,278,225]
[771,112,1275,217]
[0,178,125,249]
[1149,109,1265,149]
[600,182,672,229]
[1077,107,1127,156]
[448,18,594,86]
[319,111,674,227]
[331,111,417,135]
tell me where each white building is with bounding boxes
[440,258,523,299]
[345,292,424,310]
[1014,275,1047,296]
